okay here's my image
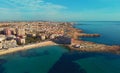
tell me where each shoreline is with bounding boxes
[0,22,120,56]
[0,41,57,56]
[68,40,120,54]
[66,25,120,54]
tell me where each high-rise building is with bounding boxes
[4,28,12,36]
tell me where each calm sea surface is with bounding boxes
[0,21,120,73]
[74,21,120,45]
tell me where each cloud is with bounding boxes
[5,0,67,10]
[0,0,89,22]
[0,0,68,21]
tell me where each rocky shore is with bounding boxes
[68,40,120,54]
[67,26,120,54]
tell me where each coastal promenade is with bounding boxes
[0,41,57,56]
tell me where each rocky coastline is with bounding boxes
[67,25,120,54]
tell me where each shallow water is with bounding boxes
[0,46,120,73]
[0,46,68,73]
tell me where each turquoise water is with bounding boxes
[74,21,120,45]
[0,46,120,73]
[0,46,69,73]
[0,21,120,73]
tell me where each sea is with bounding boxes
[0,21,120,73]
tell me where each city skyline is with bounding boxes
[0,0,120,21]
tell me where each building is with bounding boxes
[4,28,12,36]
[2,39,17,49]
[40,35,46,40]
[16,38,26,45]
[0,41,2,49]
[0,35,6,41]
[31,33,36,37]
[11,28,17,35]
[71,38,75,44]
[6,35,16,40]
[0,35,6,49]
[16,28,25,36]
[50,34,56,39]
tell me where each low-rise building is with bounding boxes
[16,38,26,45]
[16,28,25,36]
[50,34,56,39]
[0,35,6,41]
[2,39,18,49]
[40,35,46,40]
[6,35,16,40]
[0,35,6,49]
[11,28,17,35]
[0,41,2,49]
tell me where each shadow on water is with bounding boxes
[48,51,120,73]
[24,72,30,73]
[18,50,50,58]
[48,51,89,73]
[0,59,7,73]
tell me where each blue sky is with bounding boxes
[0,0,120,21]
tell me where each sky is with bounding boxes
[0,0,120,21]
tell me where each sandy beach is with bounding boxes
[0,41,57,56]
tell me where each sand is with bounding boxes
[0,41,57,56]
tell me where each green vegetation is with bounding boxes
[17,42,23,45]
[25,36,41,44]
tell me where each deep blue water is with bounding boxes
[74,21,120,45]
[0,21,120,73]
